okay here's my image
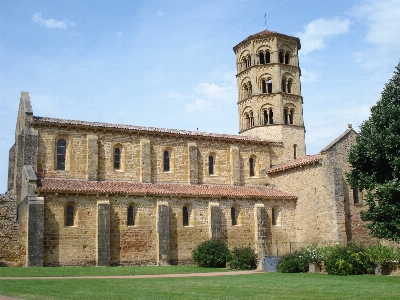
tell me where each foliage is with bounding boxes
[192,239,230,268]
[347,62,400,240]
[227,246,258,270]
[365,244,396,267]
[277,249,310,273]
[323,244,374,275]
[303,244,324,264]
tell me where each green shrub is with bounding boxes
[324,244,374,275]
[192,239,230,268]
[366,244,396,267]
[277,249,309,273]
[227,246,258,270]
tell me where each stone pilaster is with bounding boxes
[254,204,266,259]
[140,138,151,183]
[230,146,240,186]
[187,142,198,184]
[87,134,98,181]
[209,203,221,239]
[8,144,15,192]
[156,202,170,265]
[27,195,44,267]
[97,200,110,266]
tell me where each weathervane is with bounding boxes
[264,13,266,30]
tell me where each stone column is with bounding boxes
[87,134,98,181]
[27,195,44,267]
[156,202,170,265]
[187,142,198,184]
[97,200,110,266]
[230,146,240,186]
[140,138,151,183]
[209,202,221,239]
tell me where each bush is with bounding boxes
[228,246,258,270]
[277,249,309,273]
[366,244,396,267]
[192,239,230,268]
[324,244,374,275]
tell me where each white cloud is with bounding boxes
[194,82,235,102]
[32,13,75,29]
[185,99,212,113]
[297,17,350,55]
[350,0,400,70]
[156,10,164,16]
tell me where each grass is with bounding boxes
[0,265,228,277]
[0,267,400,299]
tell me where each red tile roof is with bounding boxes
[266,154,322,174]
[33,116,282,145]
[37,178,297,200]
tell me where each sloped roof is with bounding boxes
[37,178,297,200]
[33,116,282,145]
[266,154,322,174]
[320,126,358,153]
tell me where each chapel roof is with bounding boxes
[266,154,322,174]
[33,116,282,145]
[37,178,297,200]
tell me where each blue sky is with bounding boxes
[1,0,400,192]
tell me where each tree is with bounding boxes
[347,61,400,241]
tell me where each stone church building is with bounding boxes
[0,30,369,267]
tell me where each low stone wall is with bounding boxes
[0,193,24,266]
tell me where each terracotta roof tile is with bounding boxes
[266,154,322,174]
[33,116,282,145]
[37,178,297,200]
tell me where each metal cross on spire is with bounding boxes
[264,13,266,30]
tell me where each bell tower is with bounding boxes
[233,30,305,163]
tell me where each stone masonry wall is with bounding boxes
[40,192,295,266]
[0,194,24,266]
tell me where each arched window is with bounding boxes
[127,205,135,226]
[285,108,295,125]
[263,110,269,125]
[231,207,237,226]
[266,51,270,63]
[249,157,255,177]
[287,79,292,94]
[285,52,290,64]
[66,204,74,226]
[183,206,189,226]
[259,52,265,64]
[279,51,284,63]
[289,109,294,124]
[263,108,273,125]
[262,80,267,93]
[271,208,277,225]
[209,155,215,175]
[56,139,66,170]
[284,109,289,125]
[163,150,170,172]
[267,79,272,93]
[114,147,121,170]
[281,78,287,93]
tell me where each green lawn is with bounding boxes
[0,269,400,300]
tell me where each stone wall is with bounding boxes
[0,194,24,266]
[40,192,295,266]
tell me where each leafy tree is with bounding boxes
[347,62,400,240]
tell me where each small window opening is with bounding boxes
[66,205,74,226]
[269,108,274,124]
[259,52,265,64]
[163,150,170,172]
[231,207,237,226]
[209,155,215,175]
[285,52,290,64]
[287,79,292,94]
[279,51,284,63]
[262,80,267,93]
[128,205,135,226]
[353,188,360,204]
[183,206,189,226]
[289,109,294,124]
[284,109,289,125]
[293,144,297,159]
[267,79,272,93]
[56,139,66,170]
[114,147,121,170]
[281,78,286,93]
[266,51,270,63]
[272,208,277,225]
[249,157,255,177]
[263,110,269,125]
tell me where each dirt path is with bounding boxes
[0,270,258,281]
